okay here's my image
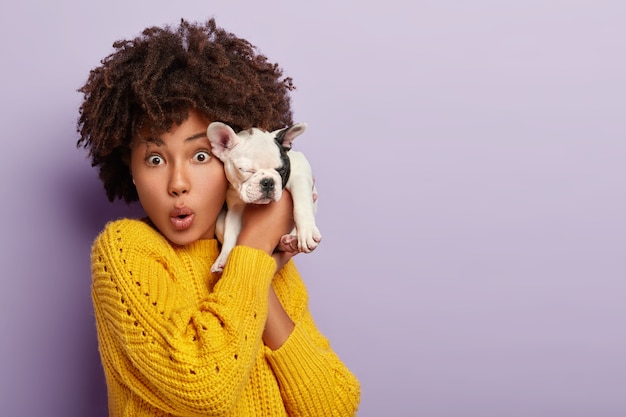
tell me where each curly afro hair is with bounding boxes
[77,18,295,203]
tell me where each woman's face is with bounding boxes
[130,110,228,246]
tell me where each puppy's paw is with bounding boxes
[297,225,322,253]
[210,256,227,274]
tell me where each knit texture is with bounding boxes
[91,218,360,416]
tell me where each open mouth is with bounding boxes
[170,208,194,230]
[171,214,194,230]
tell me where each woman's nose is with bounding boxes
[168,164,190,196]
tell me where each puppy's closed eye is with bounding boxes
[238,166,256,175]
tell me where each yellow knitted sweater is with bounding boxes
[91,218,360,416]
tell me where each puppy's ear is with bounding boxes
[207,122,239,158]
[273,122,307,150]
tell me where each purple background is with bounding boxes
[1,1,624,416]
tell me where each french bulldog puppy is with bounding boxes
[207,121,321,273]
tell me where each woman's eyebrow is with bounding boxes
[144,137,163,146]
[185,132,208,142]
[143,132,206,146]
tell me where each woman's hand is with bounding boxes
[236,190,295,256]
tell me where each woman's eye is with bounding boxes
[193,151,211,163]
[147,155,163,166]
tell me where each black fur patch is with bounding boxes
[274,126,293,188]
[276,147,291,189]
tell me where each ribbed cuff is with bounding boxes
[264,323,335,407]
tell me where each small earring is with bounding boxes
[132,178,136,185]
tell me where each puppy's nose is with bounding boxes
[260,177,275,191]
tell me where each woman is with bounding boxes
[77,18,360,417]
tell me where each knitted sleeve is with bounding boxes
[91,220,275,416]
[265,261,361,416]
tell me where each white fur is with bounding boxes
[207,122,321,273]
